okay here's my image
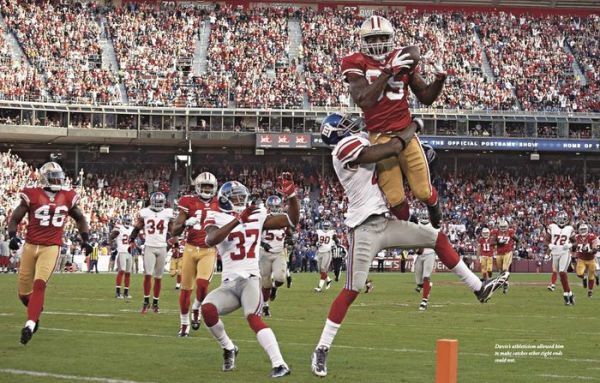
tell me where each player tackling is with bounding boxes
[311,113,509,377]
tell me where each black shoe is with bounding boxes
[569,293,575,305]
[270,364,291,378]
[191,309,201,330]
[427,202,442,229]
[33,319,39,334]
[415,284,423,293]
[503,281,509,294]
[588,290,593,298]
[326,279,332,290]
[263,305,271,317]
[152,304,160,314]
[223,345,238,372]
[583,278,587,289]
[311,346,329,377]
[476,271,509,303]
[20,326,33,345]
[286,275,292,288]
[563,295,570,305]
[419,299,428,311]
[270,287,278,301]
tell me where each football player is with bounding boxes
[109,214,134,299]
[544,212,576,305]
[341,15,446,228]
[573,223,597,297]
[7,161,93,345]
[478,228,495,281]
[259,195,289,317]
[129,192,174,313]
[491,220,518,293]
[201,176,298,377]
[314,220,336,292]
[311,114,509,377]
[331,241,347,282]
[168,237,184,289]
[414,210,436,311]
[170,172,220,336]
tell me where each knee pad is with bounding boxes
[201,303,219,327]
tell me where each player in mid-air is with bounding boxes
[544,212,575,305]
[201,175,298,377]
[490,220,518,293]
[478,227,495,281]
[259,195,290,317]
[170,172,220,336]
[129,192,174,313]
[314,220,336,292]
[311,113,509,377]
[341,15,446,228]
[7,162,93,344]
[110,215,134,299]
[413,210,437,311]
[573,223,597,297]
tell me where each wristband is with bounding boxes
[9,231,17,240]
[286,193,297,199]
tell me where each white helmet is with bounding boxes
[417,209,430,225]
[482,228,490,239]
[194,172,217,200]
[579,223,589,236]
[498,220,509,232]
[359,15,395,61]
[39,162,65,192]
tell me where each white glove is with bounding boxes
[383,52,413,76]
[185,217,199,227]
[432,61,447,80]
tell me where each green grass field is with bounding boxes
[0,272,598,383]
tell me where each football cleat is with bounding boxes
[33,319,39,334]
[326,279,332,290]
[262,305,271,317]
[563,294,571,305]
[116,294,123,299]
[415,284,423,293]
[569,293,575,305]
[365,280,373,294]
[191,309,201,330]
[125,294,133,299]
[419,299,428,311]
[547,284,555,292]
[286,275,292,288]
[178,325,190,337]
[141,302,150,314]
[270,287,278,301]
[503,282,509,294]
[583,278,587,289]
[152,304,160,314]
[311,346,329,377]
[175,283,181,290]
[588,290,593,298]
[20,326,33,345]
[314,287,322,293]
[427,202,442,229]
[222,345,239,372]
[270,364,291,378]
[476,271,509,303]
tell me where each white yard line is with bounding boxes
[538,374,599,381]
[0,368,155,383]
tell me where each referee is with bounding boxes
[332,242,347,282]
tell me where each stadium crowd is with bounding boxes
[0,2,597,112]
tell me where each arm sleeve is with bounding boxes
[341,54,365,83]
[332,136,369,166]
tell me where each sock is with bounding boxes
[152,297,159,306]
[27,280,46,323]
[434,232,460,269]
[559,272,570,293]
[153,278,162,299]
[318,318,341,349]
[192,298,202,311]
[207,319,235,350]
[116,270,124,286]
[116,287,121,295]
[390,201,409,220]
[256,328,285,368]
[326,276,331,283]
[551,271,557,285]
[25,319,36,331]
[426,187,438,206]
[247,314,268,333]
[124,288,129,297]
[143,275,152,296]
[451,261,483,292]
[262,287,271,302]
[328,288,359,324]
[196,279,210,303]
[318,279,325,289]
[423,279,431,299]
[144,296,150,304]
[180,313,190,326]
[179,289,192,315]
[176,275,181,284]
[588,278,595,290]
[124,273,131,288]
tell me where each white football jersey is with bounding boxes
[138,207,174,247]
[332,135,388,228]
[115,225,134,253]
[547,223,575,255]
[316,229,336,252]
[262,228,286,254]
[206,208,268,281]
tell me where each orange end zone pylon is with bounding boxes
[435,339,458,383]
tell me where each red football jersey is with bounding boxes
[177,195,219,247]
[478,237,494,256]
[341,50,412,133]
[493,228,516,254]
[19,187,79,246]
[575,234,597,261]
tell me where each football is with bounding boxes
[399,45,420,73]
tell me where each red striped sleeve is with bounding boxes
[336,138,362,162]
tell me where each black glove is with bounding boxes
[421,143,437,165]
[261,241,272,252]
[8,231,21,251]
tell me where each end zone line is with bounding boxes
[0,368,155,383]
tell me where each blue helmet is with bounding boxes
[320,113,364,146]
[150,192,166,211]
[122,214,132,226]
[266,195,283,213]
[218,181,250,214]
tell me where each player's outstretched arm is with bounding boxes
[264,172,299,230]
[409,72,445,106]
[205,205,259,247]
[348,73,393,110]
[69,205,93,255]
[170,209,188,237]
[129,215,144,243]
[350,120,420,165]
[7,199,27,234]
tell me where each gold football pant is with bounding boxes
[369,133,432,207]
[576,259,596,282]
[496,252,512,272]
[170,257,183,277]
[18,243,60,296]
[181,245,216,290]
[480,256,494,274]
